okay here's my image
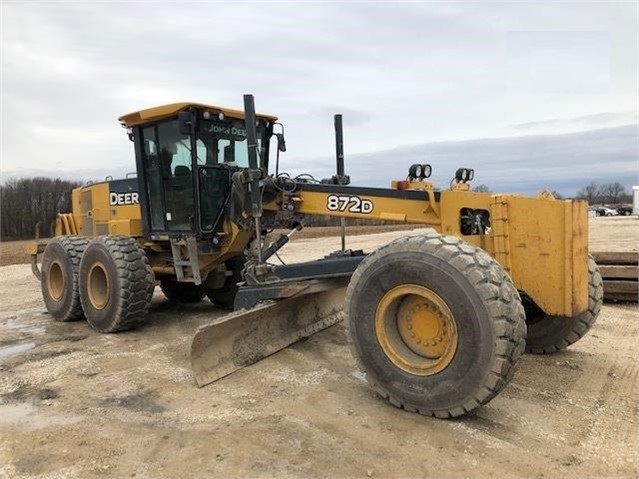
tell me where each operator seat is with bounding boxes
[174,165,190,180]
[171,164,193,228]
[159,144,177,179]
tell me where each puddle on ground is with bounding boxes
[0,307,47,334]
[350,370,366,382]
[0,403,82,428]
[0,342,36,359]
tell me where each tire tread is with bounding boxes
[80,235,154,333]
[525,256,602,354]
[345,231,526,418]
[41,235,89,321]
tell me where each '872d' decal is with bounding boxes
[326,194,374,214]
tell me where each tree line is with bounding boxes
[575,182,632,205]
[1,178,82,241]
[473,182,633,205]
[0,177,392,241]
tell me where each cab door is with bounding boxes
[137,120,196,234]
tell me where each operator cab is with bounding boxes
[119,103,277,238]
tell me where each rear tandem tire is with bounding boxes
[345,232,526,418]
[525,256,603,354]
[79,235,154,333]
[160,280,205,303]
[40,236,89,321]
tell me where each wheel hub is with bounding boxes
[397,297,451,359]
[47,261,65,301]
[375,284,458,376]
[87,262,110,310]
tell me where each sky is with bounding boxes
[1,1,637,196]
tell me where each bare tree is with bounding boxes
[576,182,601,205]
[472,184,492,193]
[599,182,627,204]
[0,177,81,241]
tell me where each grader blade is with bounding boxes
[190,286,347,387]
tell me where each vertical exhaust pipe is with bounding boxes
[334,114,346,251]
[334,114,345,177]
[243,94,264,262]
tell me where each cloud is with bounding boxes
[1,2,637,193]
[311,107,372,128]
[510,112,639,133]
[278,124,639,196]
[8,123,635,201]
[506,31,611,95]
[1,166,135,185]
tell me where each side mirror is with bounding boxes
[276,133,286,152]
[178,111,195,135]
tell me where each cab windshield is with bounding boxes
[182,118,269,169]
[139,116,270,235]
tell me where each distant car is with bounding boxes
[614,205,634,216]
[595,206,619,216]
[589,206,617,216]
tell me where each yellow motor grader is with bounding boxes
[28,95,602,418]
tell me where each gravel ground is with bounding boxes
[0,225,637,479]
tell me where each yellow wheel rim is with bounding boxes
[375,284,458,376]
[47,261,65,301]
[87,262,110,310]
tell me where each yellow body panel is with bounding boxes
[265,186,589,318]
[491,195,589,317]
[118,102,278,128]
[108,219,143,236]
[47,160,588,319]
[72,189,82,234]
[274,189,442,227]
[55,183,143,237]
[54,182,253,281]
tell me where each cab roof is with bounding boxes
[118,102,278,128]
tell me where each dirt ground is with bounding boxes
[0,220,637,479]
[588,215,639,252]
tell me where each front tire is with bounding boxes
[525,256,603,354]
[79,236,154,333]
[345,233,526,418]
[40,236,89,321]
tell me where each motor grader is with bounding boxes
[28,94,603,418]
